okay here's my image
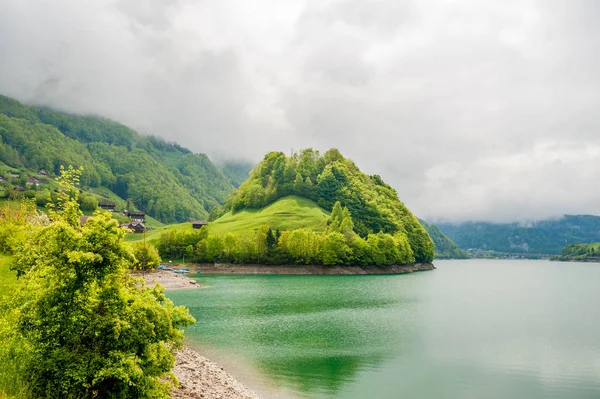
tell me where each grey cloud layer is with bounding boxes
[1,0,599,222]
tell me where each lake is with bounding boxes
[167,260,600,399]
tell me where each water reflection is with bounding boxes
[171,274,420,397]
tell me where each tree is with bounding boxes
[131,241,161,272]
[0,167,195,398]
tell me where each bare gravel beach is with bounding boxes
[172,348,260,399]
[137,270,203,289]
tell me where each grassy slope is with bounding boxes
[209,195,329,234]
[125,196,330,242]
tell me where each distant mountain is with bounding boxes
[419,220,469,259]
[218,161,254,188]
[436,215,600,255]
[0,95,235,223]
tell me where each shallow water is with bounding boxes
[167,260,600,399]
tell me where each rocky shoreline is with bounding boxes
[134,270,203,289]
[178,262,436,275]
[172,348,260,399]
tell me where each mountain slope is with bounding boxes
[226,148,434,263]
[437,215,600,255]
[0,95,234,223]
[419,220,469,259]
[210,195,329,234]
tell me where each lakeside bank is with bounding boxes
[167,262,436,275]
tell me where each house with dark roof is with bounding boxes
[26,177,40,186]
[38,169,48,176]
[121,222,146,234]
[98,201,116,212]
[126,211,145,222]
[192,221,209,229]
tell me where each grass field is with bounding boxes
[209,195,329,234]
[125,195,330,242]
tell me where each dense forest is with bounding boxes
[224,149,434,263]
[419,220,469,259]
[0,95,237,223]
[437,215,600,255]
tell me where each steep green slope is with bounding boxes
[218,161,254,188]
[419,220,469,259]
[210,196,329,234]
[0,95,234,223]
[437,215,600,255]
[226,148,434,263]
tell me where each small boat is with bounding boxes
[172,270,185,274]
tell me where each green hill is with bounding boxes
[210,195,329,234]
[419,220,469,259]
[551,242,600,262]
[0,95,234,223]
[226,148,434,263]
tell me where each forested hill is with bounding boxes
[419,220,469,259]
[225,149,434,263]
[437,215,600,255]
[0,95,236,223]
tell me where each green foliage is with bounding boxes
[551,242,600,261]
[131,242,162,271]
[0,168,195,398]
[0,95,234,224]
[226,149,434,263]
[419,219,469,259]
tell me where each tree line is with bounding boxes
[157,202,419,266]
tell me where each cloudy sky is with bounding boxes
[1,0,599,222]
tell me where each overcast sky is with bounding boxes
[1,0,599,222]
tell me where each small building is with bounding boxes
[80,215,91,226]
[10,173,19,179]
[98,201,116,212]
[192,220,209,229]
[26,177,40,186]
[38,169,48,176]
[121,222,145,234]
[0,176,4,183]
[126,211,145,222]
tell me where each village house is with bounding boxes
[98,201,116,212]
[126,211,145,222]
[192,220,209,229]
[0,176,4,183]
[26,177,40,186]
[10,173,19,179]
[121,222,145,234]
[38,169,48,176]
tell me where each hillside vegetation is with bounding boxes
[225,149,434,263]
[0,95,235,223]
[210,195,329,234]
[551,242,600,262]
[419,220,469,259]
[437,215,600,255]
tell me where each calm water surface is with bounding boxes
[167,260,600,399]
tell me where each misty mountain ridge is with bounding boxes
[436,215,600,255]
[0,95,250,223]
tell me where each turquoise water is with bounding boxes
[167,260,600,398]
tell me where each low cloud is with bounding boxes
[1,0,599,222]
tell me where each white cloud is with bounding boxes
[0,0,599,222]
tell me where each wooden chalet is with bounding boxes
[126,211,145,222]
[98,201,116,212]
[38,169,48,176]
[192,220,209,229]
[121,222,145,234]
[26,177,40,186]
